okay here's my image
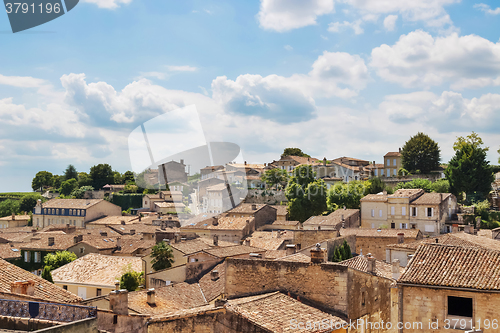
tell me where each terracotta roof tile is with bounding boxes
[0,258,81,303]
[198,262,225,302]
[384,152,401,157]
[202,245,265,258]
[387,232,500,252]
[276,253,311,263]
[51,253,142,287]
[245,231,292,251]
[182,216,254,231]
[411,192,452,205]
[399,243,500,290]
[338,255,402,280]
[269,205,287,216]
[303,209,359,227]
[227,203,272,214]
[0,244,21,260]
[340,228,421,238]
[41,199,104,209]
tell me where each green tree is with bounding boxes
[43,251,77,270]
[71,186,94,199]
[150,241,175,271]
[282,148,311,158]
[119,264,144,291]
[90,164,114,189]
[19,193,44,213]
[51,175,64,189]
[77,172,92,187]
[261,168,289,189]
[445,132,494,201]
[367,177,385,194]
[401,132,441,174]
[123,184,138,193]
[41,266,53,283]
[326,181,368,211]
[285,165,327,222]
[330,240,352,262]
[430,179,450,193]
[395,179,433,193]
[0,199,20,217]
[59,179,79,196]
[64,164,78,181]
[123,171,136,184]
[113,171,123,184]
[31,171,53,191]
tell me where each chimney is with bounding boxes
[249,253,262,259]
[212,217,219,226]
[399,147,401,153]
[109,289,128,315]
[251,204,257,210]
[286,244,296,256]
[310,243,324,263]
[147,288,156,306]
[323,157,327,166]
[244,239,251,246]
[435,238,439,243]
[130,229,135,235]
[74,236,79,244]
[366,253,376,274]
[11,213,15,220]
[397,233,404,244]
[11,280,35,296]
[174,234,181,243]
[116,237,122,249]
[452,225,459,233]
[211,270,219,281]
[121,220,126,225]
[244,161,247,165]
[139,215,142,222]
[48,237,55,246]
[115,281,120,290]
[180,159,184,165]
[277,231,281,239]
[78,235,83,243]
[213,235,219,246]
[373,161,375,165]
[392,259,400,280]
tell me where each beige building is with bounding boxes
[398,243,500,332]
[142,191,183,212]
[51,253,142,299]
[383,150,402,177]
[303,208,360,230]
[181,216,256,243]
[360,189,457,235]
[33,199,122,228]
[0,213,30,229]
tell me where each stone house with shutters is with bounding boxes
[383,150,402,177]
[397,243,500,332]
[360,189,457,235]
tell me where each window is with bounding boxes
[63,285,68,290]
[24,251,30,262]
[400,223,407,229]
[374,169,378,176]
[380,169,384,176]
[371,223,375,229]
[411,207,417,217]
[379,210,383,217]
[427,207,433,217]
[448,296,473,317]
[391,223,395,229]
[34,252,41,263]
[391,207,395,215]
[80,247,85,254]
[393,169,397,176]
[393,159,397,166]
[386,169,390,176]
[402,207,406,216]
[387,160,390,166]
[371,209,375,217]
[96,289,102,296]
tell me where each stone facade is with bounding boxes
[293,230,340,250]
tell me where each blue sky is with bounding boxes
[1,0,500,191]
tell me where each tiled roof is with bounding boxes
[0,214,30,221]
[20,234,78,251]
[360,193,388,202]
[278,156,319,165]
[390,189,425,200]
[365,164,385,169]
[198,262,225,302]
[154,202,185,209]
[0,244,21,260]
[170,238,234,255]
[340,228,421,238]
[478,229,493,239]
[303,209,359,226]
[338,255,402,280]
[182,216,254,231]
[384,152,401,157]
[245,231,292,251]
[269,205,287,217]
[0,258,81,303]
[127,283,207,316]
[399,244,500,290]
[264,250,287,259]
[86,216,139,225]
[206,183,229,192]
[51,253,142,287]
[387,232,500,252]
[271,220,300,226]
[227,203,272,214]
[202,245,265,258]
[276,253,311,263]
[41,199,103,209]
[108,223,159,235]
[330,160,363,171]
[411,192,452,205]
[226,292,345,332]
[114,239,155,255]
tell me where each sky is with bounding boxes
[1,0,500,192]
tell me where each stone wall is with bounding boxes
[245,190,287,205]
[293,230,340,250]
[97,310,148,333]
[37,318,98,333]
[355,236,415,261]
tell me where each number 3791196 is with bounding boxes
[5,3,61,14]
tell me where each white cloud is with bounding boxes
[211,51,369,123]
[81,0,132,9]
[383,14,398,31]
[328,19,364,34]
[137,72,168,80]
[166,65,198,72]
[284,45,293,51]
[371,30,500,89]
[0,74,47,88]
[474,3,500,15]
[257,0,334,32]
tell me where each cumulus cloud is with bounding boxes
[211,51,369,123]
[383,15,398,31]
[166,65,198,72]
[81,0,132,9]
[328,19,364,34]
[257,0,334,32]
[474,3,500,15]
[371,30,500,89]
[379,90,500,132]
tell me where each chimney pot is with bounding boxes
[11,213,15,220]
[366,253,376,274]
[212,217,219,226]
[11,280,35,296]
[397,233,404,244]
[244,239,251,246]
[310,244,325,263]
[435,238,439,243]
[110,289,129,315]
[147,288,156,306]
[174,234,181,243]
[286,244,296,256]
[251,204,257,210]
[117,237,121,249]
[211,270,219,280]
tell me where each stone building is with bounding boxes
[303,208,360,230]
[383,150,402,178]
[398,243,500,332]
[0,213,30,229]
[226,203,277,229]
